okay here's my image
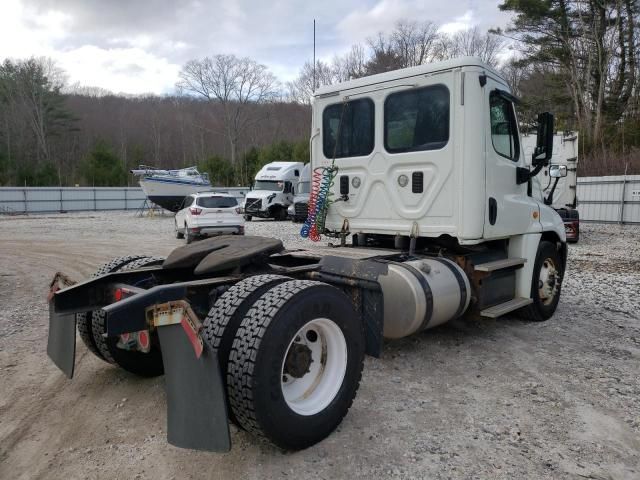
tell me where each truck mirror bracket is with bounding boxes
[516,167,531,185]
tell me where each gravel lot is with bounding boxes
[0,212,639,480]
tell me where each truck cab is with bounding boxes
[289,163,311,222]
[310,56,566,311]
[313,57,564,245]
[243,161,303,221]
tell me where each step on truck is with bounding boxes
[243,161,303,221]
[47,57,567,452]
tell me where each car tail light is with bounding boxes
[189,207,202,215]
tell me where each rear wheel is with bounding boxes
[185,224,194,244]
[227,280,365,450]
[175,220,184,239]
[243,215,252,221]
[202,274,291,426]
[520,241,564,322]
[91,256,166,377]
[77,255,146,362]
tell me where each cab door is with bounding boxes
[483,81,539,238]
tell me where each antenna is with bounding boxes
[313,19,316,92]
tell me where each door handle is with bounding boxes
[488,197,497,225]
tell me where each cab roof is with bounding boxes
[314,56,505,97]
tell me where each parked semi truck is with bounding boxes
[523,132,580,242]
[288,163,311,222]
[47,57,567,453]
[243,161,303,221]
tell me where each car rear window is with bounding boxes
[196,196,238,208]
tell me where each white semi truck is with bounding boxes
[523,132,580,242]
[243,161,303,221]
[288,163,311,222]
[47,57,567,453]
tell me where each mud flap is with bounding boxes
[46,303,76,379]
[157,324,231,452]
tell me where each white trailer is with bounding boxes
[523,132,580,241]
[47,57,568,453]
[243,161,303,221]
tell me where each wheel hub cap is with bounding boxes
[538,258,559,305]
[284,342,313,378]
[280,318,348,416]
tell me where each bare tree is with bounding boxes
[286,60,335,104]
[333,44,368,81]
[438,27,504,66]
[391,20,440,67]
[177,54,279,165]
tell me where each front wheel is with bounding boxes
[520,240,564,322]
[227,280,365,450]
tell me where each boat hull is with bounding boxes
[139,178,211,212]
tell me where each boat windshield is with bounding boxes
[254,180,284,192]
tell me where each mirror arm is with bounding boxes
[516,163,544,185]
[544,177,560,205]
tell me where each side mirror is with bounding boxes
[549,164,567,178]
[532,112,554,166]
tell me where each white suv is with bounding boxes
[175,192,245,243]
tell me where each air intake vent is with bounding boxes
[412,172,423,193]
[340,175,349,195]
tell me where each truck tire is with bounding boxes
[227,280,365,450]
[274,207,287,221]
[202,274,291,426]
[91,256,166,377]
[77,255,147,362]
[520,241,564,322]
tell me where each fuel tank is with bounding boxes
[378,258,470,339]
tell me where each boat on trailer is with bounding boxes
[130,165,211,212]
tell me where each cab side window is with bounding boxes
[384,85,449,153]
[322,98,374,159]
[490,92,519,161]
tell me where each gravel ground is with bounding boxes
[0,212,638,480]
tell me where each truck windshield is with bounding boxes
[197,196,238,208]
[297,181,311,194]
[254,180,284,191]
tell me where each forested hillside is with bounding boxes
[1,2,638,187]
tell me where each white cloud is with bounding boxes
[1,0,515,93]
[56,45,181,95]
[439,10,475,34]
[0,0,181,94]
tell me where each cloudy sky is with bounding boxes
[0,0,513,95]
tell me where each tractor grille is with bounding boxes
[294,202,308,218]
[244,198,262,212]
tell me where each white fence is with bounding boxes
[577,175,640,224]
[0,186,249,214]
